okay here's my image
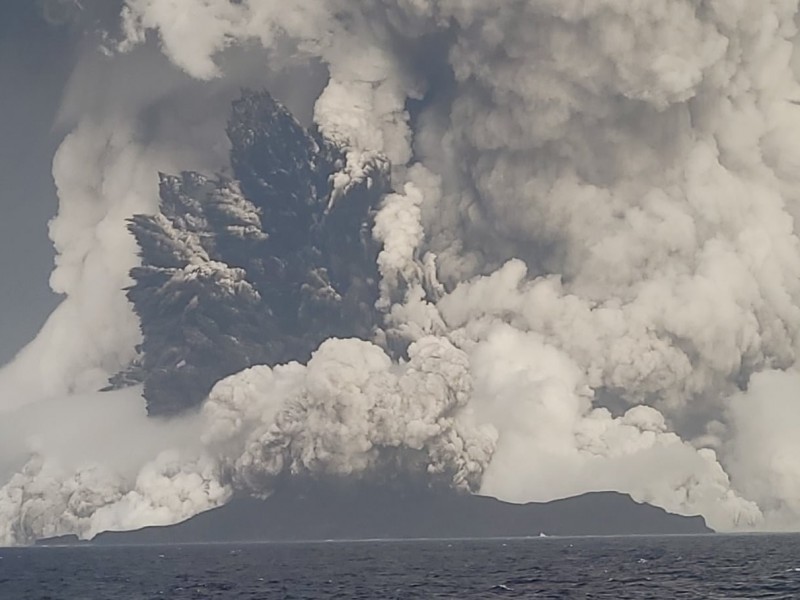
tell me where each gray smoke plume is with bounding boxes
[203,336,494,493]
[4,0,800,543]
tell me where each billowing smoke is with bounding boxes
[0,387,225,544]
[203,336,494,493]
[3,0,800,543]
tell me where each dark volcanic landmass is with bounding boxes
[42,486,711,545]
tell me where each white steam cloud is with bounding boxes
[3,0,800,543]
[0,387,225,544]
[203,336,494,494]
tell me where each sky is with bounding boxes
[0,1,73,364]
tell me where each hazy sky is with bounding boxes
[0,2,75,364]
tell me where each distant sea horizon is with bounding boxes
[3,534,799,599]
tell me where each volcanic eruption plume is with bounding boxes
[3,0,800,544]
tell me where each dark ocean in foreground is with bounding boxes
[2,535,799,599]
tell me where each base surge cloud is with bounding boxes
[3,0,800,543]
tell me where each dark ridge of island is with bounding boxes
[38,485,712,546]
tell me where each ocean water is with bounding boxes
[1,535,799,599]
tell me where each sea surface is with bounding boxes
[1,534,799,599]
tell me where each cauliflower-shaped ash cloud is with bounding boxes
[6,0,800,544]
[204,336,496,494]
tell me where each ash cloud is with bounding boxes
[120,89,387,415]
[203,336,494,494]
[3,0,800,543]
